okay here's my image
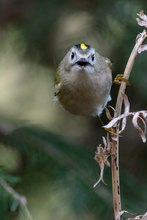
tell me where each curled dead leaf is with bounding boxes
[136,10,147,28]
[104,93,130,133]
[132,111,147,143]
[105,107,113,121]
[104,110,147,143]
[127,211,147,220]
[138,44,147,53]
[93,136,111,187]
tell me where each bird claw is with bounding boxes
[103,127,117,136]
[113,74,130,85]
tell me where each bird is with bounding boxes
[54,43,112,117]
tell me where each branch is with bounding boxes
[110,15,147,219]
[94,10,147,220]
[0,178,33,220]
[111,28,147,220]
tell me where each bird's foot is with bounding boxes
[113,74,130,85]
[103,127,117,136]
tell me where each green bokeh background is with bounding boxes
[0,0,146,219]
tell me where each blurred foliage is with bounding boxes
[0,0,147,219]
[0,126,147,220]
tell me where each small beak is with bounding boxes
[76,58,90,67]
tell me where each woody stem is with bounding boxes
[111,29,147,220]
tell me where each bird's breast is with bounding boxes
[57,71,111,116]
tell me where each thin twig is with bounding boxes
[0,178,27,205]
[115,29,147,116]
[110,29,147,220]
[0,178,33,220]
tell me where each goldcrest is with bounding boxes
[54,43,112,117]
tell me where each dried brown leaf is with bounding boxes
[104,107,147,143]
[132,111,147,143]
[93,137,111,187]
[105,107,113,120]
[138,44,147,53]
[127,212,147,220]
[117,210,129,219]
[104,113,130,131]
[136,10,147,27]
[104,93,130,133]
[120,93,130,133]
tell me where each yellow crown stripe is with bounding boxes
[80,43,87,50]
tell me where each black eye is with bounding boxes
[71,52,75,60]
[91,54,95,62]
